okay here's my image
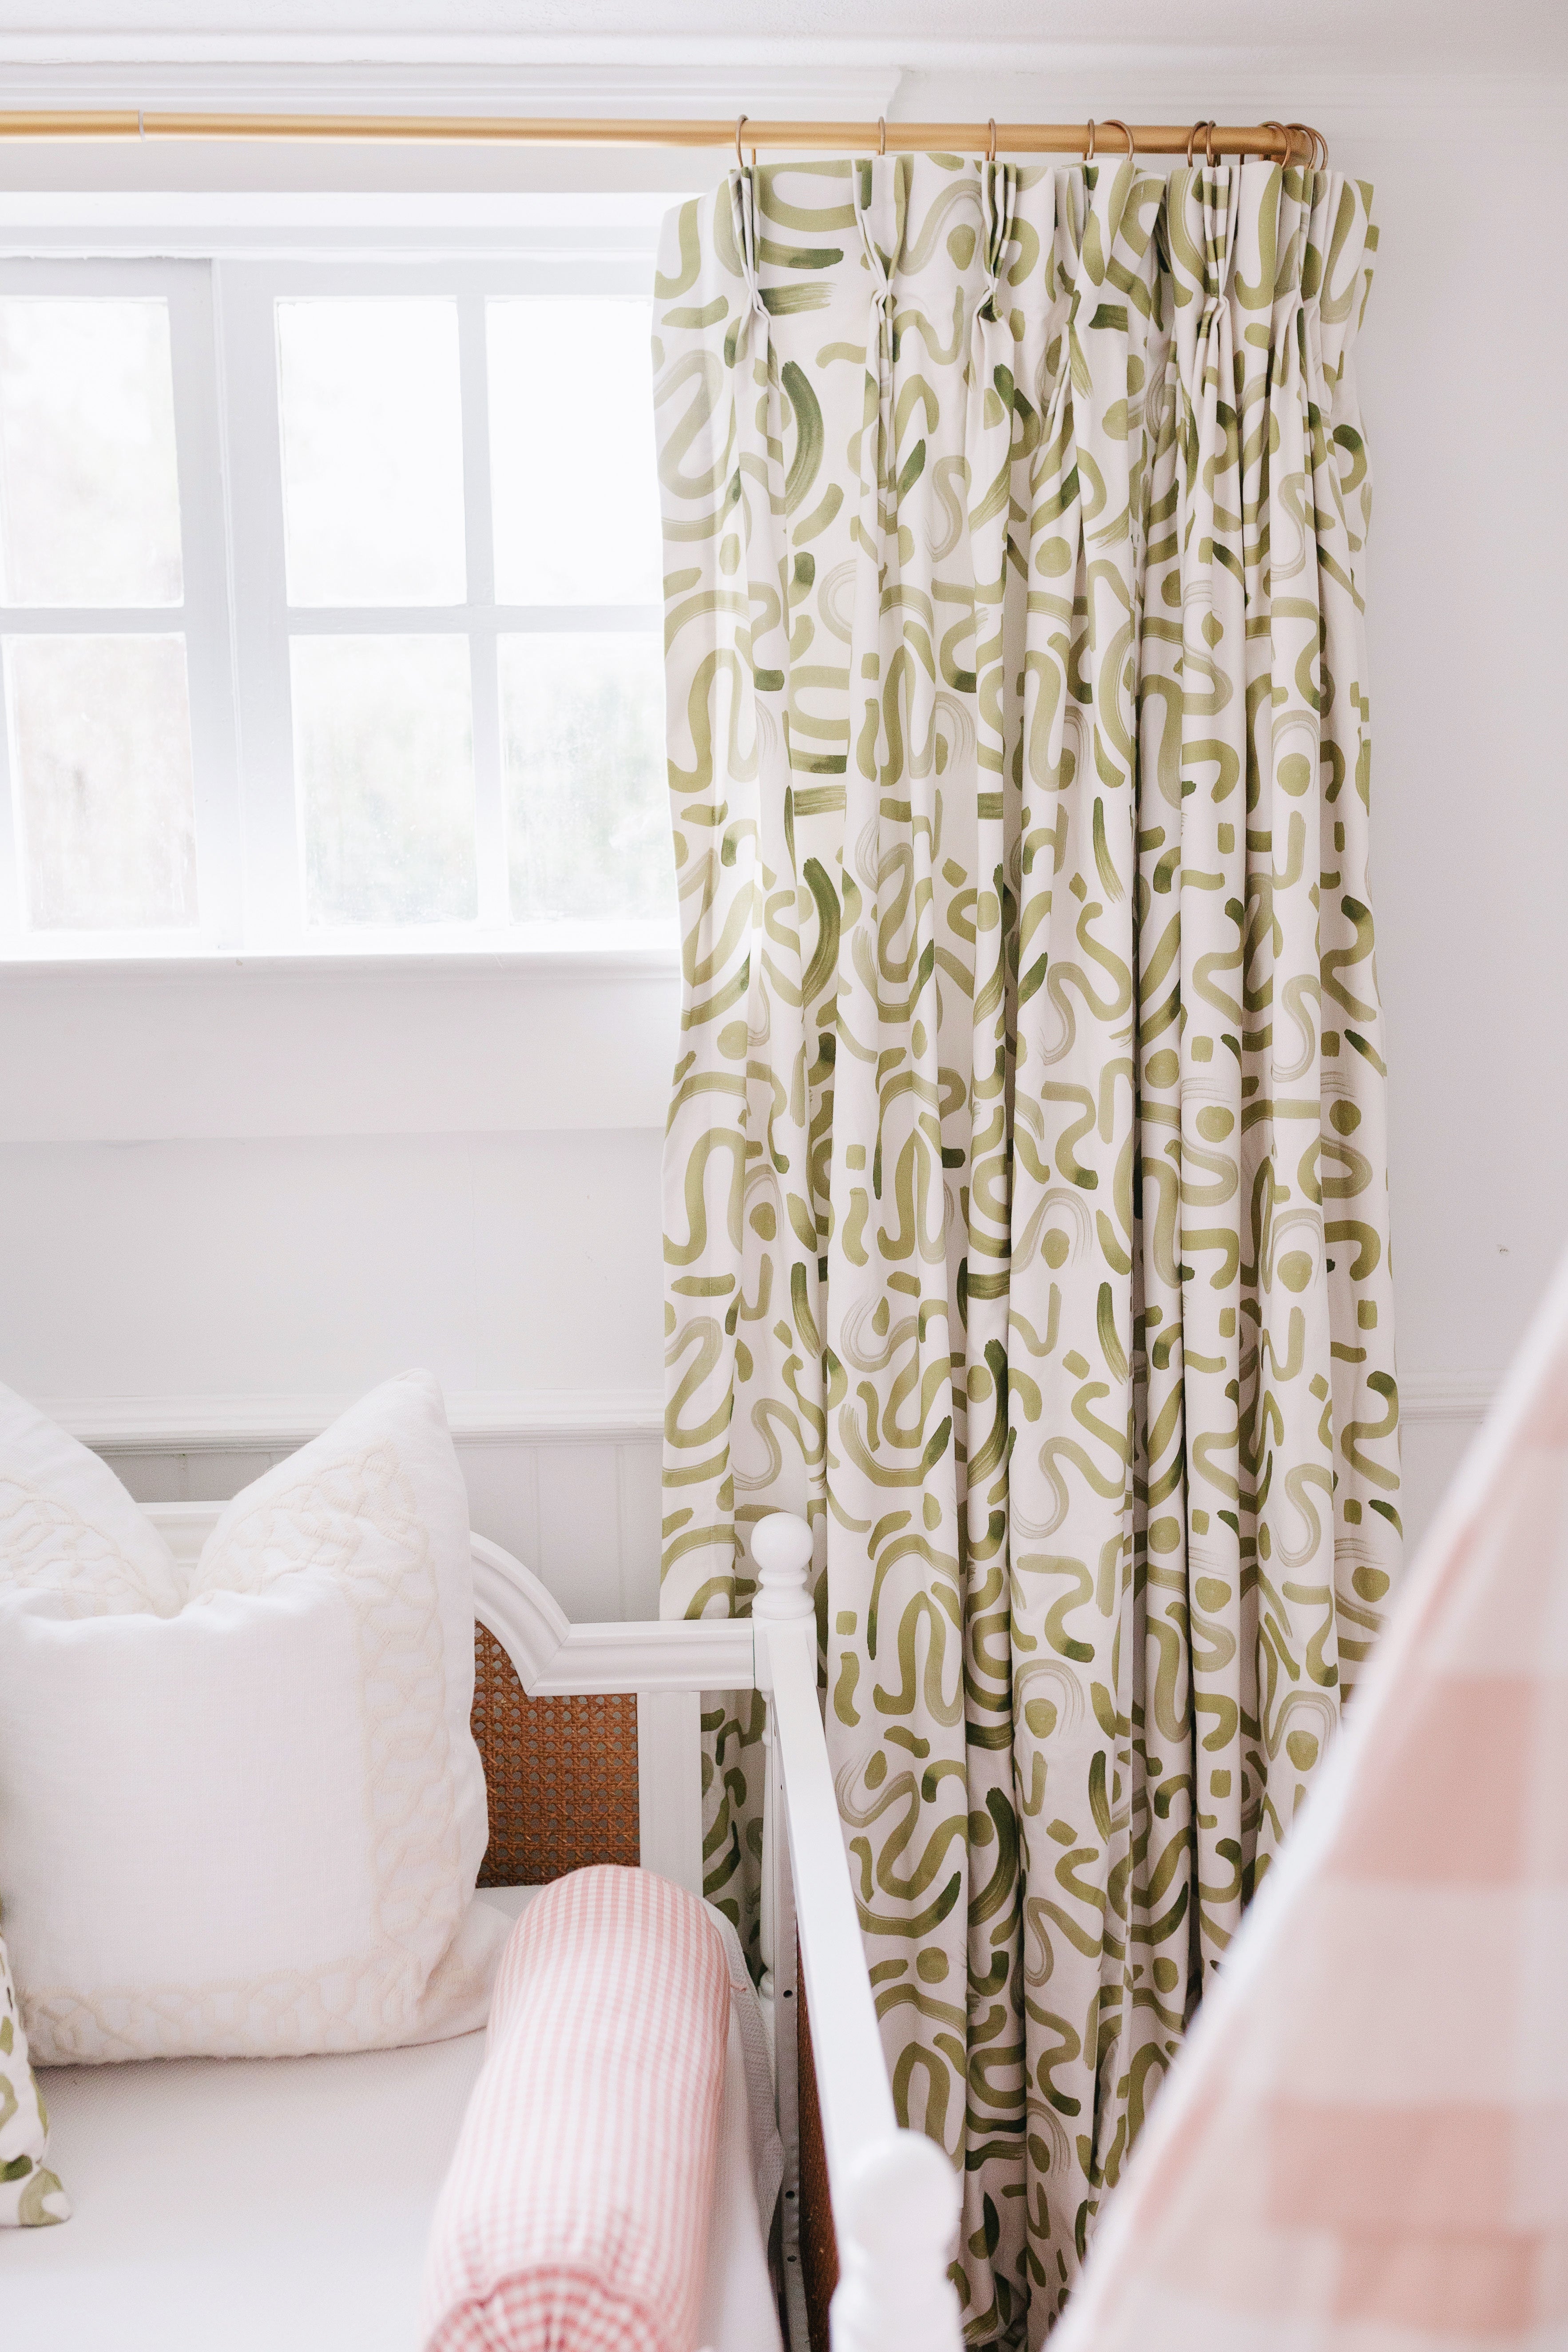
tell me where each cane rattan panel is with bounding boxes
[471,1623,640,1884]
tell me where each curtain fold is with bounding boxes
[653,153,1397,2346]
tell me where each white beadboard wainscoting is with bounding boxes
[59,1391,666,1625]
[43,1375,1499,1626]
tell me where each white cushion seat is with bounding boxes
[0,1890,783,2352]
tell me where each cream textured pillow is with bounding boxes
[0,1371,508,2066]
[0,1919,67,2225]
[0,1379,184,1622]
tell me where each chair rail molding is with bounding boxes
[44,1372,1490,1454]
[47,1387,666,1452]
[1398,1375,1501,1425]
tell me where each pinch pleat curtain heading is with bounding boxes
[653,152,1398,2341]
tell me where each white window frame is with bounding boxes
[0,255,244,957]
[0,223,674,965]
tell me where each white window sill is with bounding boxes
[0,934,681,981]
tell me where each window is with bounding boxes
[0,245,672,958]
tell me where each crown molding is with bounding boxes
[0,42,1547,169]
[0,33,1553,86]
[0,47,900,116]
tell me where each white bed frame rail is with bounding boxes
[147,1502,962,2352]
[751,1514,965,2352]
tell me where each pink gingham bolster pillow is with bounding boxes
[421,1866,731,2352]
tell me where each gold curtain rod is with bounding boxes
[0,111,1319,160]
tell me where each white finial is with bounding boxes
[831,2132,964,2352]
[750,1511,814,1621]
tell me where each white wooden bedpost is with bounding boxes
[827,2135,964,2352]
[830,2133,964,2352]
[754,1507,965,2352]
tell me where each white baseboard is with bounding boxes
[48,1373,1491,1455]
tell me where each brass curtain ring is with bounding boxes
[1205,120,1219,167]
[1084,118,1096,161]
[878,116,886,157]
[734,114,747,170]
[986,117,997,164]
[1185,119,1212,167]
[1100,117,1135,156]
[1289,119,1325,170]
[1262,119,1294,166]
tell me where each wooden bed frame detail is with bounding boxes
[144,1502,966,2352]
[796,1942,839,2352]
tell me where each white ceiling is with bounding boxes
[0,0,1563,74]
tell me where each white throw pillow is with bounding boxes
[0,1383,184,1622]
[0,1371,508,2066]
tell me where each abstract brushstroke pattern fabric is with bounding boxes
[1051,1253,1568,2352]
[653,154,1398,2344]
[0,1920,67,2226]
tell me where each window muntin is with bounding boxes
[0,264,232,950]
[0,250,673,961]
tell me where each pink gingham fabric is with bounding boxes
[421,1866,730,2352]
[1054,1254,1568,2352]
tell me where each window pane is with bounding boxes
[7,634,197,929]
[488,302,660,605]
[277,301,466,607]
[0,300,183,607]
[291,634,476,926]
[500,633,670,924]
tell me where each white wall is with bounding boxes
[1,35,1563,1604]
[0,965,675,1613]
[1326,83,1568,1555]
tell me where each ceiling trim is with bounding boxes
[0,48,904,115]
[0,31,1556,73]
[0,48,1550,134]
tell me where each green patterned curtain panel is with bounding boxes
[653,152,1398,2343]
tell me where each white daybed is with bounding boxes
[1,1510,963,2352]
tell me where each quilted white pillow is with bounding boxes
[0,1371,508,2066]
